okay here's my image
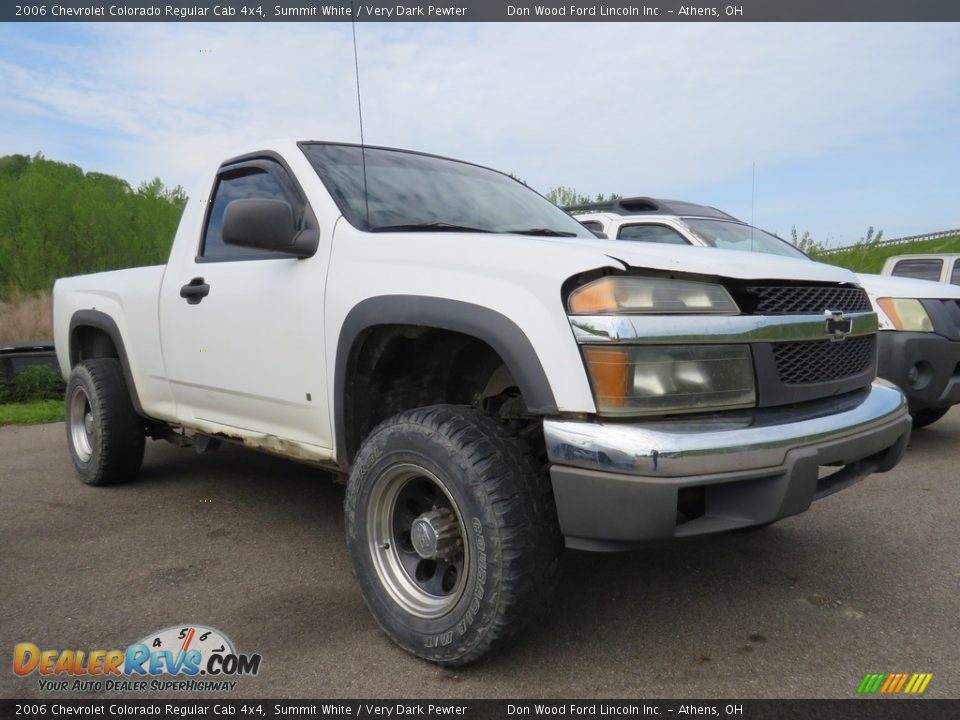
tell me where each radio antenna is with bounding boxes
[350,3,371,228]
[750,161,756,249]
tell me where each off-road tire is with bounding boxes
[65,359,145,485]
[344,404,561,666]
[912,406,950,429]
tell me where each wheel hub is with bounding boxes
[366,465,469,619]
[69,385,94,463]
[410,508,461,560]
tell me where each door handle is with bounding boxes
[180,277,210,304]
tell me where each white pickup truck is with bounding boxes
[54,141,911,665]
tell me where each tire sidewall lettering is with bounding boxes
[455,517,487,638]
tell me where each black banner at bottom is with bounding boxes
[1,699,957,720]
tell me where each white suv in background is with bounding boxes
[882,253,960,285]
[569,197,960,428]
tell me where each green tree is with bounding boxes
[545,186,622,210]
[0,154,31,178]
[0,155,187,298]
[790,225,825,256]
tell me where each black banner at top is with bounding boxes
[4,0,960,23]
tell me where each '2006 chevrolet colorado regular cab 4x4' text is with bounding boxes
[53,141,911,665]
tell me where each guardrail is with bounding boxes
[819,229,960,255]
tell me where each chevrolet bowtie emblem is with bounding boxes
[825,309,853,341]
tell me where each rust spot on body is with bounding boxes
[184,420,335,467]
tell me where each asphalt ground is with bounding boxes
[1,411,958,700]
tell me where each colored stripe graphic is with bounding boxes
[857,673,886,693]
[881,673,907,693]
[858,672,932,694]
[862,673,884,694]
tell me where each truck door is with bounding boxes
[158,158,331,450]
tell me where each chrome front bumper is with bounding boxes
[544,383,911,550]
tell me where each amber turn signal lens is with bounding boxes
[875,298,903,329]
[568,278,619,314]
[582,347,629,408]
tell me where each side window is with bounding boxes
[201,169,292,259]
[617,224,690,245]
[891,258,943,282]
[951,260,960,286]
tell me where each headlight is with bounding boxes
[568,277,738,315]
[582,345,756,416]
[875,298,934,332]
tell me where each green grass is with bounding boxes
[817,235,960,274]
[0,399,64,426]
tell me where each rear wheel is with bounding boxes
[66,359,145,485]
[912,407,950,429]
[344,404,561,666]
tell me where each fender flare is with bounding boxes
[334,295,558,468]
[68,310,145,416]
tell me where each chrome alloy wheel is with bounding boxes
[68,384,95,463]
[367,463,469,619]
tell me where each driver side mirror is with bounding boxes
[222,198,318,258]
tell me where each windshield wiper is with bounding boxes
[370,222,493,233]
[503,227,578,237]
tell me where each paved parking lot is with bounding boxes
[2,411,958,699]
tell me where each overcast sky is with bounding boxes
[1,22,958,245]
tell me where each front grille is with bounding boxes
[740,285,871,315]
[772,335,876,385]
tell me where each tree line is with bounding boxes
[0,154,186,297]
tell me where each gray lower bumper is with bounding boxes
[544,383,911,551]
[877,331,960,410]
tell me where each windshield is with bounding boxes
[682,219,807,259]
[299,143,593,237]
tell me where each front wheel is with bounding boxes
[344,405,561,666]
[66,359,145,485]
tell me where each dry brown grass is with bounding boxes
[0,292,53,343]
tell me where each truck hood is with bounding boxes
[552,237,861,285]
[855,272,960,300]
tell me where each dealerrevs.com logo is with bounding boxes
[13,625,261,693]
